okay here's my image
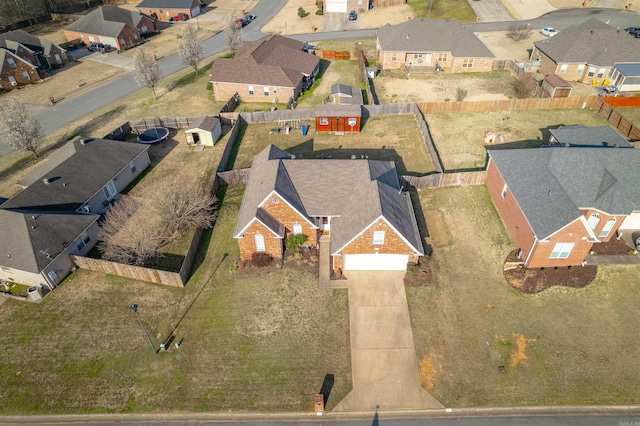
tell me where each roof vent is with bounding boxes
[548,190,553,196]
[80,138,86,145]
[406,34,409,39]
[614,143,619,148]
[43,178,51,185]
[564,143,570,147]
[602,141,608,147]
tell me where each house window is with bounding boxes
[55,54,62,64]
[501,183,508,198]
[437,53,447,63]
[254,234,265,252]
[74,232,91,251]
[462,59,474,68]
[588,67,596,77]
[159,9,163,12]
[88,36,95,42]
[348,117,357,127]
[319,117,328,125]
[559,64,567,74]
[587,214,600,230]
[7,57,16,68]
[599,218,616,238]
[263,87,269,96]
[577,64,584,74]
[413,53,423,62]
[597,68,606,78]
[391,53,397,61]
[22,70,30,81]
[293,224,302,235]
[550,242,574,259]
[47,270,58,281]
[373,230,385,245]
[103,180,117,201]
[130,162,137,173]
[248,85,254,95]
[8,76,17,86]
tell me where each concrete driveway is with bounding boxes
[323,12,361,32]
[334,270,443,411]
[81,50,134,71]
[467,0,513,22]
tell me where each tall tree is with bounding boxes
[132,47,161,99]
[178,23,204,74]
[0,100,44,158]
[224,11,244,53]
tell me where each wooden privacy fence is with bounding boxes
[103,122,132,140]
[315,50,354,60]
[221,109,316,123]
[601,96,640,108]
[401,171,487,189]
[217,168,250,184]
[129,116,207,132]
[72,256,185,287]
[416,96,595,114]
[592,97,640,140]
[217,116,245,172]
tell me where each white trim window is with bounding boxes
[293,224,302,235]
[22,70,30,81]
[8,76,17,86]
[47,270,58,281]
[74,232,91,251]
[372,230,385,245]
[501,183,508,198]
[577,64,584,75]
[263,87,269,96]
[248,85,254,95]
[559,64,568,74]
[599,218,616,238]
[587,214,600,230]
[550,242,574,259]
[7,57,16,68]
[254,234,265,252]
[103,180,117,201]
[462,58,474,68]
[319,117,328,125]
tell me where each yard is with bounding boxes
[0,183,352,414]
[297,60,365,109]
[475,31,547,62]
[618,107,640,127]
[227,115,436,175]
[408,185,640,406]
[427,108,615,170]
[407,0,476,21]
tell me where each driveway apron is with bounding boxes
[334,270,443,411]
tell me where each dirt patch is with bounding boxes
[404,260,433,286]
[418,356,437,390]
[475,31,547,61]
[504,262,598,294]
[509,333,535,367]
[591,237,634,256]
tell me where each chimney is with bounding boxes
[43,178,51,185]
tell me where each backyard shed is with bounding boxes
[315,104,362,133]
[331,83,364,105]
[610,63,640,92]
[184,116,222,146]
[541,74,572,98]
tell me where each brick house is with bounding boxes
[0,137,150,288]
[531,19,640,86]
[135,0,201,21]
[0,30,68,70]
[64,5,156,51]
[376,19,495,72]
[234,144,424,274]
[315,104,361,133]
[486,148,640,268]
[0,49,40,90]
[209,35,320,102]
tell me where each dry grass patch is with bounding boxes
[427,108,614,170]
[475,31,547,61]
[297,60,364,109]
[230,115,435,175]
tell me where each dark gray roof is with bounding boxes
[548,125,632,148]
[185,115,220,132]
[0,29,63,56]
[615,63,640,77]
[234,144,423,255]
[0,209,98,273]
[489,148,640,240]
[136,0,196,9]
[2,137,148,212]
[255,208,285,237]
[377,19,494,58]
[0,48,37,70]
[64,5,148,37]
[315,104,362,117]
[533,19,640,65]
[331,83,364,105]
[543,74,571,88]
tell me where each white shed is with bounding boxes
[185,116,222,146]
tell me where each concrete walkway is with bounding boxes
[585,254,640,265]
[334,271,443,411]
[319,234,347,289]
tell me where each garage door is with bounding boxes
[344,254,409,271]
[326,0,348,13]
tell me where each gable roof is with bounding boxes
[185,115,220,132]
[377,19,494,58]
[543,74,571,89]
[489,148,640,240]
[315,104,362,117]
[548,125,632,148]
[0,48,38,70]
[2,137,149,212]
[136,0,197,9]
[64,5,149,37]
[533,19,640,65]
[0,29,64,56]
[331,83,364,105]
[234,144,424,255]
[209,35,320,88]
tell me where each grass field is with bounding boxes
[0,183,352,414]
[618,107,640,126]
[427,109,614,170]
[228,115,436,175]
[407,0,476,22]
[408,186,640,407]
[297,60,364,109]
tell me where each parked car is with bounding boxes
[349,10,357,21]
[245,13,256,21]
[624,27,639,34]
[174,13,189,21]
[540,27,557,37]
[87,42,104,52]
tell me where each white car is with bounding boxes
[540,27,558,37]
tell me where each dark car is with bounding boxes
[174,13,189,21]
[349,10,357,20]
[87,42,104,52]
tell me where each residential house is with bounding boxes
[234,144,424,274]
[609,63,640,93]
[376,19,495,72]
[64,5,156,51]
[531,19,640,86]
[0,30,67,70]
[135,0,201,21]
[486,148,640,268]
[0,48,40,91]
[209,35,320,102]
[315,104,361,133]
[546,125,632,148]
[0,137,151,288]
[331,83,364,105]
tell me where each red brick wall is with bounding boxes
[260,194,317,246]
[580,209,625,243]
[527,219,592,268]
[64,20,151,51]
[0,56,39,90]
[212,81,298,103]
[237,221,283,260]
[450,57,494,73]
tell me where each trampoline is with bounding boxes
[137,127,170,144]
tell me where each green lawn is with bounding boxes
[408,0,476,22]
[408,186,640,407]
[228,115,436,175]
[315,38,377,51]
[0,184,351,414]
[427,109,615,170]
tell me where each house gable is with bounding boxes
[332,215,421,256]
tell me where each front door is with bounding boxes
[321,217,330,232]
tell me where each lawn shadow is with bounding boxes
[408,187,430,252]
[319,373,334,406]
[72,104,127,137]
[224,124,247,170]
[190,184,228,274]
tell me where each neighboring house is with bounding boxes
[315,104,362,133]
[609,63,640,93]
[234,144,424,274]
[486,148,640,268]
[376,19,495,72]
[209,35,320,102]
[0,137,151,288]
[541,74,572,98]
[531,19,640,86]
[0,48,40,91]
[546,125,632,148]
[0,29,67,70]
[184,115,222,146]
[135,0,201,21]
[331,83,364,105]
[64,5,156,51]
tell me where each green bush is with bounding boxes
[298,7,306,18]
[315,9,323,15]
[206,81,213,91]
[285,233,307,250]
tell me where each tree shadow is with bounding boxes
[190,184,227,274]
[71,104,128,138]
[319,373,334,406]
[408,187,430,253]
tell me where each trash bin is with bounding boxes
[28,286,43,301]
[301,124,308,136]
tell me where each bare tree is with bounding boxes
[455,87,468,101]
[0,100,44,158]
[132,47,161,99]
[178,23,204,74]
[224,11,244,53]
[507,24,532,42]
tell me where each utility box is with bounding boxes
[314,394,324,412]
[28,286,43,301]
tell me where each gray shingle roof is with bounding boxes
[185,115,220,132]
[64,5,148,38]
[2,137,149,212]
[234,144,424,255]
[0,29,63,56]
[615,63,640,77]
[377,19,494,58]
[489,148,640,240]
[533,19,640,65]
[548,125,632,148]
[0,48,37,70]
[136,0,196,9]
[315,104,362,117]
[331,83,364,105]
